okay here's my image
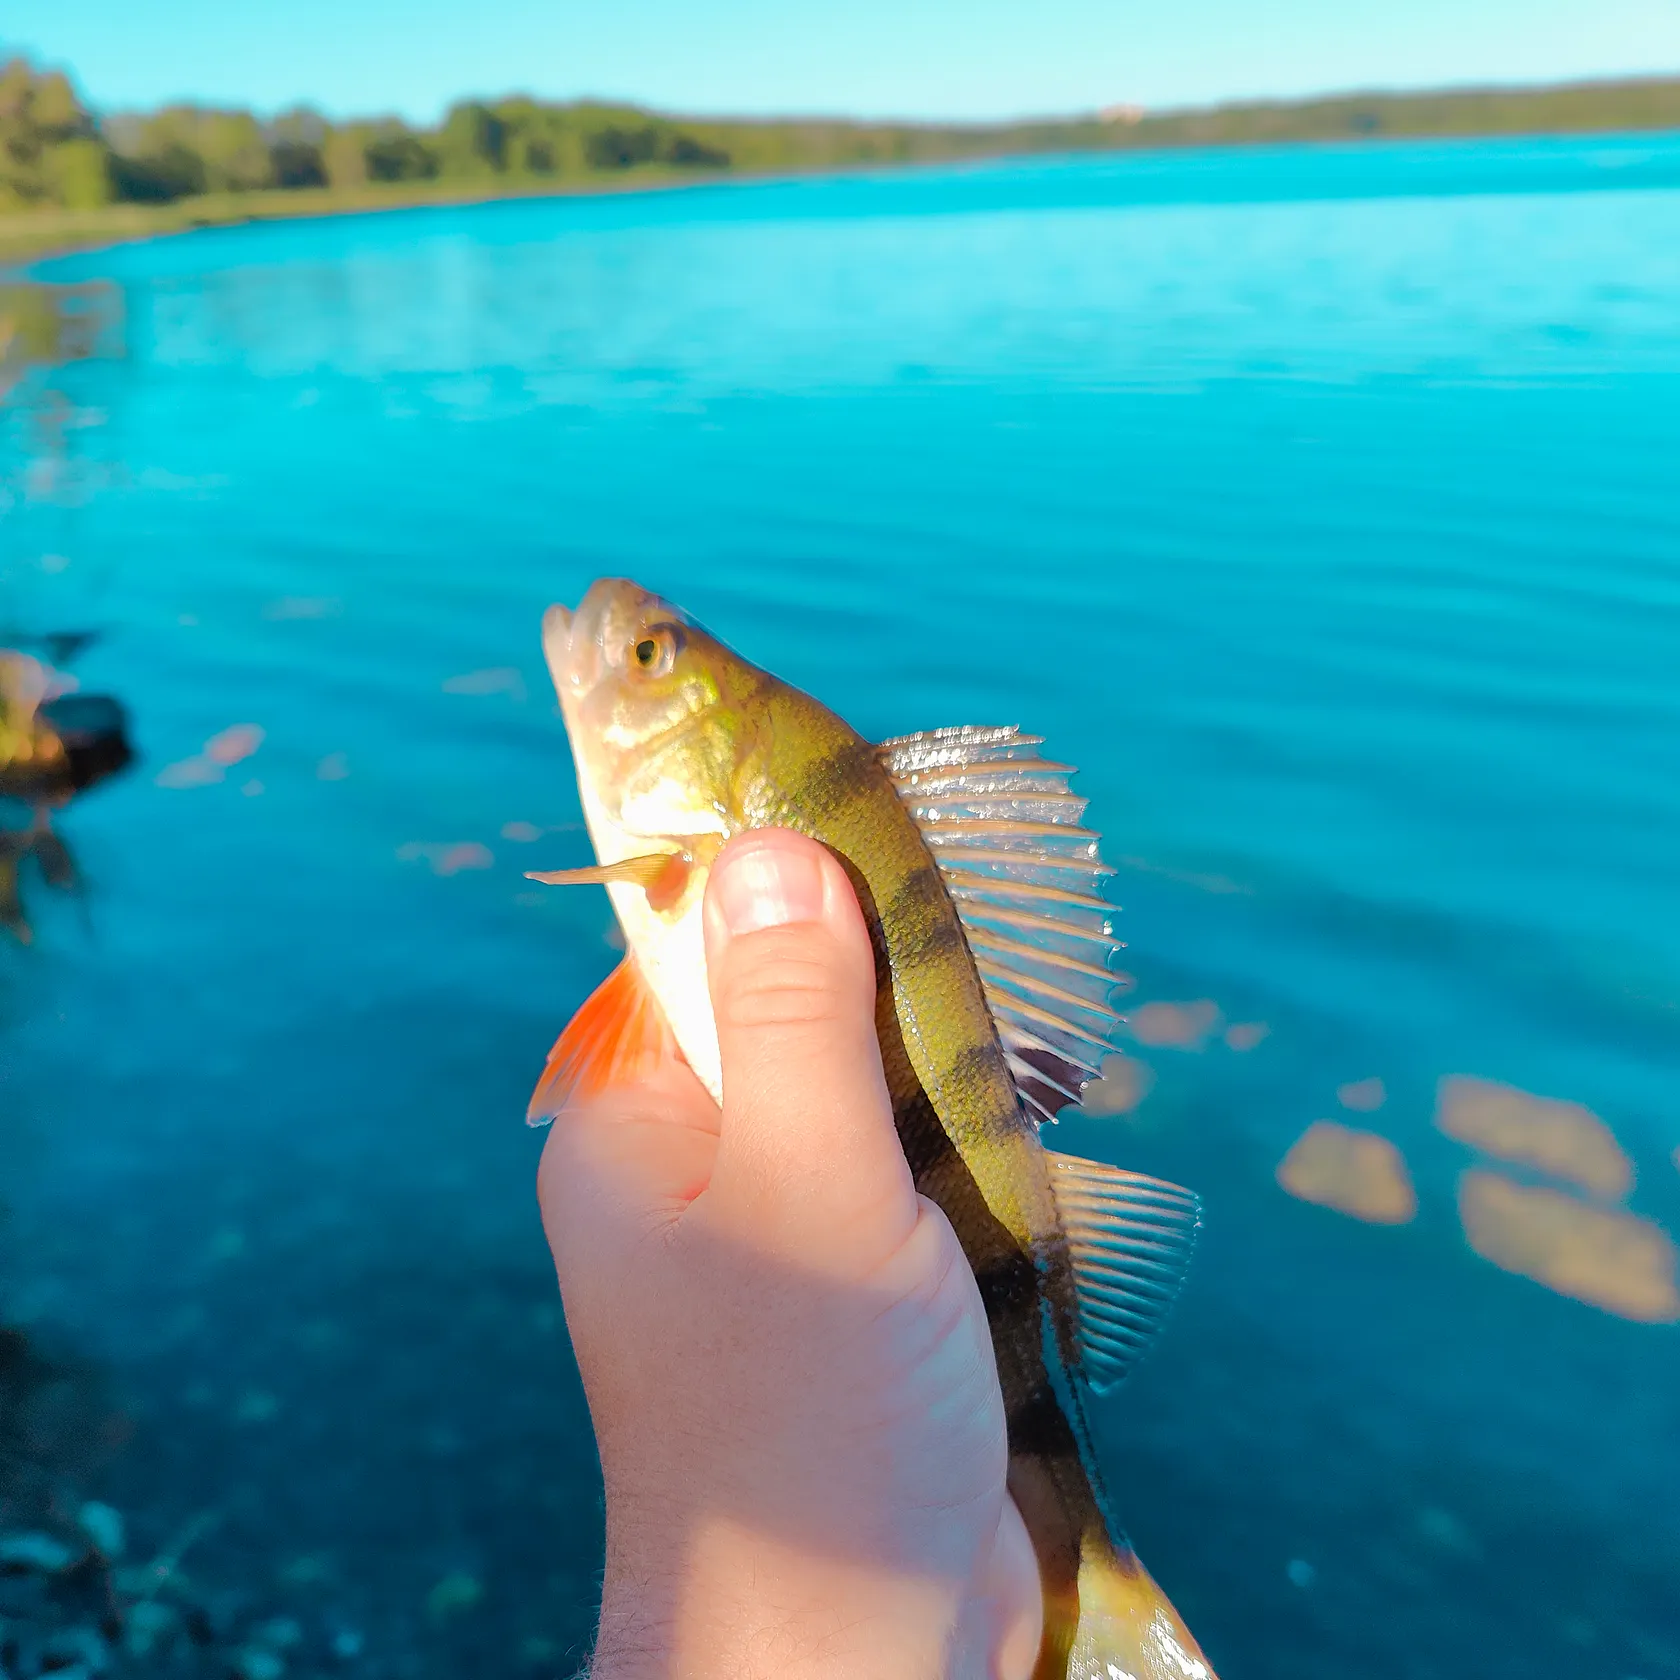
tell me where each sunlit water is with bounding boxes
[6,134,1680,1678]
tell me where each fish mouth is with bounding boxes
[541,579,685,711]
[540,603,574,697]
[542,594,598,712]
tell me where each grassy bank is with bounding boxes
[0,169,725,266]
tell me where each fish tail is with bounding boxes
[1037,1525,1218,1680]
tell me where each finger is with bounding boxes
[985,1495,1043,1680]
[700,828,918,1263]
[538,1054,720,1284]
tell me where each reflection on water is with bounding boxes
[1,277,131,937]
[0,821,71,943]
[0,281,121,396]
[6,139,1680,1679]
[0,645,134,941]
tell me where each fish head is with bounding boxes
[542,578,764,846]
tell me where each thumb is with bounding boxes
[700,828,919,1266]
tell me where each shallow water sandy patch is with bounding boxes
[1457,1170,1680,1322]
[1277,1121,1417,1225]
[1436,1075,1632,1200]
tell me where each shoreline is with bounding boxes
[4,66,1678,271]
[0,168,742,271]
[6,115,1680,273]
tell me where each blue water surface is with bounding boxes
[6,132,1680,1678]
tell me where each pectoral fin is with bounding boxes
[528,957,678,1125]
[526,852,683,892]
[1046,1150,1201,1394]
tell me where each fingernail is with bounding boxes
[714,837,826,935]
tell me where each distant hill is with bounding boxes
[1111,76,1680,147]
[677,75,1680,167]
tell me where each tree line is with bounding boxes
[0,60,743,213]
[5,54,1679,217]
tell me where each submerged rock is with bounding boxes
[1,1324,327,1679]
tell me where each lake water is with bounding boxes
[7,133,1680,1678]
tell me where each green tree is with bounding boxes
[323,120,437,187]
[108,143,204,202]
[364,126,436,182]
[44,138,111,209]
[6,48,1680,223]
[267,107,327,189]
[492,99,589,175]
[115,106,274,193]
[322,126,371,188]
[0,57,112,210]
[582,119,727,171]
[437,101,506,176]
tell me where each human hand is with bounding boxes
[538,828,1042,1680]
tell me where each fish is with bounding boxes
[530,578,1218,1680]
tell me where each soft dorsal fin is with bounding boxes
[1046,1150,1201,1393]
[528,957,677,1125]
[877,725,1128,1126]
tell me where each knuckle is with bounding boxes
[718,929,860,1034]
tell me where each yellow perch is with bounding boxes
[531,578,1218,1680]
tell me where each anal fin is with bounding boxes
[528,957,678,1125]
[1047,1150,1201,1394]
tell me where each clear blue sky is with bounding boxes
[7,0,1679,123]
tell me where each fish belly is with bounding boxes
[607,876,722,1101]
[576,773,724,1101]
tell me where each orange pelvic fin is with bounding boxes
[527,957,677,1125]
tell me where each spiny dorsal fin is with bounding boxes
[1046,1150,1201,1394]
[877,725,1129,1125]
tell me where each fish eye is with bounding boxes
[627,624,681,677]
